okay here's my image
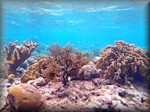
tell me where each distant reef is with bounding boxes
[0,40,149,112]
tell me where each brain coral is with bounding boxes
[6,83,43,111]
[96,41,150,84]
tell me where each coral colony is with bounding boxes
[0,41,150,112]
[4,41,38,75]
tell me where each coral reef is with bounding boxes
[6,83,44,111]
[1,40,150,112]
[96,41,150,84]
[21,44,89,85]
[4,41,38,75]
[48,44,89,85]
[21,56,61,83]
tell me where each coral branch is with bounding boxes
[4,40,18,60]
[4,41,38,75]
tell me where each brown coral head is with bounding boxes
[6,84,44,112]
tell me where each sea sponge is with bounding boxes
[4,41,38,75]
[6,83,43,112]
[96,41,150,84]
[21,56,61,83]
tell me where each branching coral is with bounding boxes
[21,56,61,83]
[4,41,38,75]
[96,41,150,84]
[48,44,89,85]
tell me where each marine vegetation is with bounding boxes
[4,41,38,75]
[21,44,89,85]
[48,44,89,85]
[96,41,150,84]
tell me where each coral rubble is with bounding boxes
[96,41,150,84]
[4,41,38,75]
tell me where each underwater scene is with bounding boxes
[0,0,150,112]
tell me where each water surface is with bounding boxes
[2,0,149,52]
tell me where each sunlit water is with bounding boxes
[2,0,149,54]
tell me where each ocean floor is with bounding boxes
[0,77,150,112]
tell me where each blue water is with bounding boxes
[2,0,149,53]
